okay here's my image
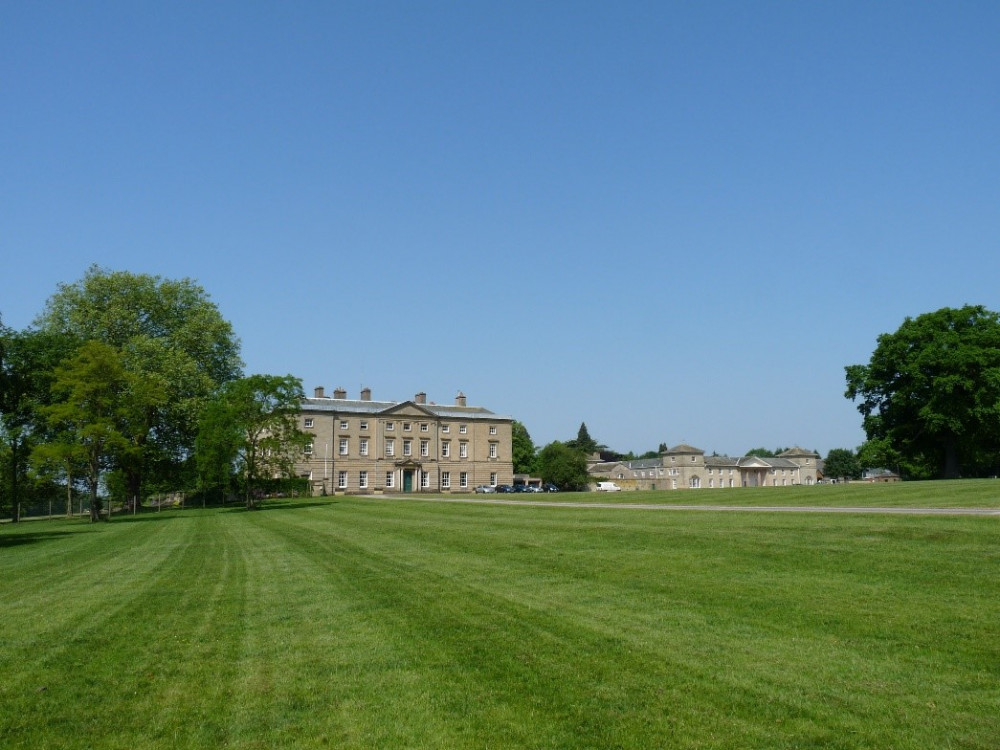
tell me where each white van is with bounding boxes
[596,482,622,492]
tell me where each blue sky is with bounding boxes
[3,2,998,457]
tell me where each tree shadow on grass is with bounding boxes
[0,530,76,548]
[106,512,189,524]
[222,499,340,513]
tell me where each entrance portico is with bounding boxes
[740,457,771,487]
[395,459,423,493]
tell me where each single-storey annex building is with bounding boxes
[295,387,514,495]
[589,444,820,490]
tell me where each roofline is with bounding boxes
[300,397,512,421]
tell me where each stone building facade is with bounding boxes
[295,387,513,495]
[589,444,820,490]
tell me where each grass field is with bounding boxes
[1,484,998,748]
[530,477,1000,508]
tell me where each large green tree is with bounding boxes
[566,422,599,455]
[0,324,74,521]
[536,441,589,491]
[823,448,861,482]
[845,305,1000,479]
[745,447,789,459]
[856,438,902,476]
[197,375,308,509]
[511,421,536,475]
[34,266,242,502]
[41,342,133,521]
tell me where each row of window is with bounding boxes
[626,467,800,479]
[666,455,813,467]
[683,477,794,489]
[303,417,498,436]
[334,471,499,490]
[305,439,499,459]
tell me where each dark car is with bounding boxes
[495,484,515,493]
[543,483,560,492]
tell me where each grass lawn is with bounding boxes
[1,493,998,748]
[516,477,1000,508]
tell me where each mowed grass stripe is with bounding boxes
[0,516,203,697]
[1,498,998,748]
[0,513,253,749]
[514,478,1000,508]
[235,504,564,748]
[247,499,1000,748]
[251,502,692,748]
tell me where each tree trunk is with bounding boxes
[10,437,21,524]
[126,468,142,513]
[89,480,101,522]
[943,435,961,479]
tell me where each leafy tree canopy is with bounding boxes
[35,266,242,385]
[618,450,661,461]
[511,421,536,475]
[41,341,133,521]
[823,448,861,481]
[197,374,308,509]
[856,438,903,477]
[536,441,589,491]
[0,325,75,521]
[846,305,1000,479]
[565,422,596,454]
[34,266,243,499]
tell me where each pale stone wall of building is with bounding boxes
[588,444,821,490]
[296,389,513,494]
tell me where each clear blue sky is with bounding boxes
[3,2,998,457]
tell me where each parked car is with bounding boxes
[595,481,622,492]
[523,485,543,493]
[474,485,496,494]
[543,483,560,492]
[495,484,515,493]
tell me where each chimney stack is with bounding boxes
[455,391,467,407]
[360,387,371,401]
[415,392,427,405]
[314,386,325,399]
[333,387,347,400]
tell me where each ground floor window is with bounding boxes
[441,472,450,489]
[359,471,368,489]
[338,471,347,489]
[385,471,394,488]
[460,472,469,488]
[490,472,497,486]
[420,471,430,489]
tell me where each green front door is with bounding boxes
[403,470,414,492]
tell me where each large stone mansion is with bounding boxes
[296,386,514,495]
[588,444,820,490]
